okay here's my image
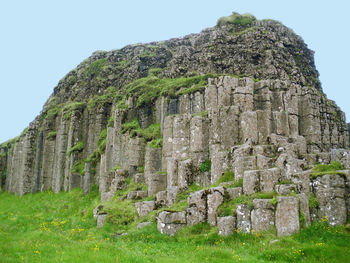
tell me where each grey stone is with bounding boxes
[188,189,207,214]
[186,207,206,226]
[166,158,178,187]
[251,199,274,232]
[172,114,190,160]
[93,205,104,220]
[158,210,186,224]
[166,186,179,207]
[144,146,165,196]
[260,168,281,193]
[186,189,208,225]
[241,111,258,144]
[137,222,152,229]
[297,193,311,227]
[274,184,297,195]
[135,201,156,217]
[207,187,225,225]
[210,144,230,184]
[127,190,148,200]
[178,159,193,189]
[276,196,300,236]
[253,199,274,210]
[331,149,350,169]
[217,106,240,149]
[233,155,257,181]
[313,174,347,226]
[243,170,260,195]
[157,211,186,236]
[236,204,251,233]
[257,154,273,170]
[226,187,242,200]
[291,170,311,194]
[156,190,167,206]
[190,116,209,153]
[97,214,107,229]
[273,111,289,136]
[134,173,145,184]
[157,221,185,236]
[217,216,236,236]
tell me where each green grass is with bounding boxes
[71,160,85,176]
[124,73,221,108]
[199,160,211,172]
[311,161,345,179]
[1,188,349,263]
[216,12,256,27]
[68,141,84,156]
[46,131,57,140]
[217,192,277,217]
[63,102,86,120]
[121,119,162,147]
[84,58,107,78]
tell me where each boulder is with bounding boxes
[178,159,193,189]
[133,173,145,184]
[166,186,179,207]
[297,193,311,227]
[157,211,186,236]
[274,184,296,195]
[127,190,148,200]
[186,207,206,226]
[251,199,274,232]
[188,189,207,214]
[236,204,251,233]
[137,222,152,229]
[97,214,107,229]
[187,189,207,225]
[156,190,168,206]
[207,187,225,225]
[226,187,242,200]
[276,196,299,236]
[217,216,236,236]
[260,168,281,193]
[243,170,260,195]
[313,174,347,226]
[135,201,156,217]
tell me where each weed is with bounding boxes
[71,160,85,176]
[84,58,107,78]
[46,131,57,140]
[68,141,84,156]
[199,160,211,172]
[311,161,345,179]
[309,193,319,209]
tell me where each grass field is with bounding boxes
[0,187,350,263]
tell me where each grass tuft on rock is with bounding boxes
[311,161,345,179]
[216,12,256,27]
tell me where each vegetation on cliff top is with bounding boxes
[216,12,256,27]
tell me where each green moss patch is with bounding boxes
[216,12,256,27]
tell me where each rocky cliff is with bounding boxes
[1,13,349,236]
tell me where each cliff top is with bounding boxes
[47,12,318,107]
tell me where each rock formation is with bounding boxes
[0,13,349,236]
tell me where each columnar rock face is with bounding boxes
[0,13,350,237]
[276,197,300,236]
[312,174,347,226]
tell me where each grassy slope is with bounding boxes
[0,188,350,263]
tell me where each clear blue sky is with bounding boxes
[1,0,349,143]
